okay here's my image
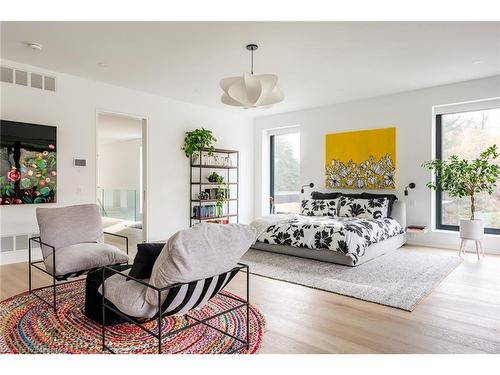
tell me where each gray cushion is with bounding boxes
[98,269,157,318]
[45,242,129,276]
[145,223,256,305]
[36,204,104,259]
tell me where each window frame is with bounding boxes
[269,129,301,214]
[435,111,500,235]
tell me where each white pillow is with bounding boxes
[300,199,338,216]
[337,197,389,219]
[145,223,256,306]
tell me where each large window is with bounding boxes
[436,107,500,234]
[270,131,300,213]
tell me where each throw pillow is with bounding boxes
[337,197,389,219]
[128,242,166,279]
[300,199,337,216]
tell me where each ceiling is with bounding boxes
[1,22,499,116]
[97,113,142,146]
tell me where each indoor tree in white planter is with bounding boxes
[423,144,499,257]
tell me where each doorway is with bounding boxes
[96,111,147,250]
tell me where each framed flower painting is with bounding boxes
[0,120,57,205]
[325,127,396,189]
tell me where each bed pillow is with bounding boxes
[360,193,398,217]
[129,242,166,279]
[300,199,337,216]
[310,191,363,199]
[337,197,389,219]
[310,191,342,200]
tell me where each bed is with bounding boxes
[250,200,407,266]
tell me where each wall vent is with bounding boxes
[31,72,43,89]
[1,66,14,83]
[0,233,40,252]
[15,69,28,86]
[0,64,56,92]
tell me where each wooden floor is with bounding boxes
[1,245,499,354]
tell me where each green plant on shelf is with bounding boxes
[207,172,224,184]
[181,128,217,158]
[215,183,229,216]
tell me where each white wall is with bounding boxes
[0,59,254,264]
[98,138,142,191]
[254,75,500,254]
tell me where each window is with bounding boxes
[435,107,500,234]
[270,131,300,214]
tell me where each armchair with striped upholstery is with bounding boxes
[100,223,256,354]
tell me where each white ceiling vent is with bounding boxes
[0,65,56,92]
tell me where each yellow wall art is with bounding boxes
[325,127,396,189]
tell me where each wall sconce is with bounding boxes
[404,182,416,196]
[301,182,314,194]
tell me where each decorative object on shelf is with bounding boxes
[220,44,284,109]
[198,191,209,200]
[404,182,416,196]
[325,127,396,190]
[181,128,217,158]
[423,144,499,259]
[1,120,57,205]
[208,172,225,184]
[300,182,314,194]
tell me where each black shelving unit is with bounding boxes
[190,147,239,226]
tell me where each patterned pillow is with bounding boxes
[337,197,389,219]
[300,199,337,216]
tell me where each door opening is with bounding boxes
[96,112,147,252]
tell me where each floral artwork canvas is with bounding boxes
[0,120,57,205]
[325,127,396,189]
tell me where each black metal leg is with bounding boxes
[246,265,250,350]
[102,267,106,352]
[126,237,129,255]
[28,237,57,311]
[28,240,32,294]
[157,290,162,354]
[52,249,57,311]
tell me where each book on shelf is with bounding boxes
[192,204,226,218]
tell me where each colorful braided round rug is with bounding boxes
[0,280,266,354]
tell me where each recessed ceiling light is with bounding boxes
[26,42,43,51]
[473,60,484,65]
[98,62,108,68]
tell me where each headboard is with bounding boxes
[391,201,407,229]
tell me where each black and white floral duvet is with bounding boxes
[256,215,405,265]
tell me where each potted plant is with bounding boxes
[423,144,499,241]
[181,128,217,163]
[207,172,224,184]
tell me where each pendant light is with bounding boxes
[220,44,284,109]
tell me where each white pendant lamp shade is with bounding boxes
[220,73,284,108]
[220,44,284,109]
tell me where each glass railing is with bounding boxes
[96,188,142,222]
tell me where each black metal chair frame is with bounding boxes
[102,263,250,354]
[28,232,129,311]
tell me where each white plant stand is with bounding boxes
[459,219,485,260]
[458,239,485,260]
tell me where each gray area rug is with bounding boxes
[241,248,462,311]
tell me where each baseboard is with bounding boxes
[0,248,43,265]
[406,239,500,256]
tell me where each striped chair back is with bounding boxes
[159,267,240,317]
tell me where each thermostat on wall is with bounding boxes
[73,158,87,167]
